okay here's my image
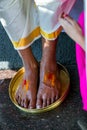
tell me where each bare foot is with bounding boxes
[36,38,60,109]
[16,64,38,109]
[36,37,60,109]
[36,60,60,109]
[15,48,38,109]
[16,63,38,109]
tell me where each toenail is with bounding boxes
[37,105,41,109]
[29,106,34,109]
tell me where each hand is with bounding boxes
[59,13,85,51]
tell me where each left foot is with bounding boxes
[36,60,60,109]
[36,38,60,109]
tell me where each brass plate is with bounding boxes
[9,63,70,114]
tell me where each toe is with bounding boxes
[51,96,55,104]
[43,98,47,108]
[55,94,59,101]
[36,95,42,109]
[29,98,36,109]
[24,98,29,108]
[17,96,21,105]
[47,98,51,106]
[21,99,24,107]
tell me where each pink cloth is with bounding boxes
[76,11,87,111]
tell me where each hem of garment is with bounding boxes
[13,26,62,50]
[15,35,41,50]
[40,26,62,40]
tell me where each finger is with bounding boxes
[59,17,66,25]
[60,12,73,22]
[59,18,71,28]
[64,15,75,25]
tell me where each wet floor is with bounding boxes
[0,66,87,130]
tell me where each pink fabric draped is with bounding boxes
[76,11,87,111]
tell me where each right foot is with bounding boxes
[15,48,39,109]
[16,63,38,109]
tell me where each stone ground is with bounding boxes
[0,1,86,129]
[0,65,87,130]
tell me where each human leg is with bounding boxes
[0,0,40,109]
[35,0,76,108]
[36,37,60,108]
[15,47,39,109]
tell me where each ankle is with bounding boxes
[24,61,38,73]
[40,59,57,72]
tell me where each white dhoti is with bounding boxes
[0,0,76,50]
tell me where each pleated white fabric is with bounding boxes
[0,0,76,50]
